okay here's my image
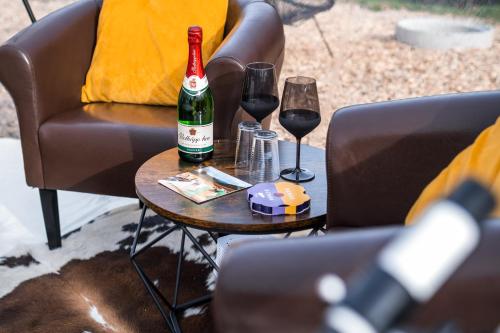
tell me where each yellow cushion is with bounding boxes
[406,116,500,224]
[81,0,228,106]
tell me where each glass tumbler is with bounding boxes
[235,121,262,169]
[249,130,280,183]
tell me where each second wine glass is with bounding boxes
[279,76,321,182]
[240,62,280,124]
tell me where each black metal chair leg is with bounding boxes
[39,189,61,249]
[22,0,37,23]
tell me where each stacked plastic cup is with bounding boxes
[235,121,262,169]
[249,130,280,183]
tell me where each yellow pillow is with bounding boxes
[406,116,500,224]
[81,0,228,106]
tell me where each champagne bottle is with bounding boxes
[177,26,214,163]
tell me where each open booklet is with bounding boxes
[158,166,252,204]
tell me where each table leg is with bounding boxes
[307,228,318,237]
[182,226,219,272]
[284,225,326,238]
[130,204,218,333]
[172,230,185,307]
[207,230,218,242]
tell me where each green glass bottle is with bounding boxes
[177,26,214,163]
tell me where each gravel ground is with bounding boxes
[1,0,499,147]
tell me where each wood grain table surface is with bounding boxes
[135,140,326,234]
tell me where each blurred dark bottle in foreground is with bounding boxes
[320,179,496,333]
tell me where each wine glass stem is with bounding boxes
[295,137,301,172]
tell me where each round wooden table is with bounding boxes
[135,140,327,234]
[131,140,326,333]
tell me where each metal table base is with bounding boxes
[130,205,219,333]
[130,204,325,333]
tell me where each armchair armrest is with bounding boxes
[0,0,99,187]
[326,91,500,229]
[206,0,285,139]
[213,227,397,333]
[213,220,500,333]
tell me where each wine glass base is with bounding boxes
[280,168,315,183]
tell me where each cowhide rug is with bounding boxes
[0,204,215,332]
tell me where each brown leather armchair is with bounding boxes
[0,0,285,249]
[213,91,500,332]
[326,90,500,229]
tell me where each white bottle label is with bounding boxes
[182,75,208,95]
[178,122,213,154]
[378,200,479,302]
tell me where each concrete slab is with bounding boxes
[396,17,494,50]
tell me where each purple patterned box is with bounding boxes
[247,182,310,216]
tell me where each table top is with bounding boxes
[135,140,326,234]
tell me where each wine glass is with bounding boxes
[240,62,280,124]
[279,76,321,182]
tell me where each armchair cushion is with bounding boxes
[38,103,178,197]
[406,116,500,223]
[81,0,228,106]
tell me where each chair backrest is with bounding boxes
[326,91,500,229]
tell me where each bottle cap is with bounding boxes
[447,178,496,222]
[188,26,203,44]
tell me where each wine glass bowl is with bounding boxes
[240,62,279,124]
[279,76,321,182]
